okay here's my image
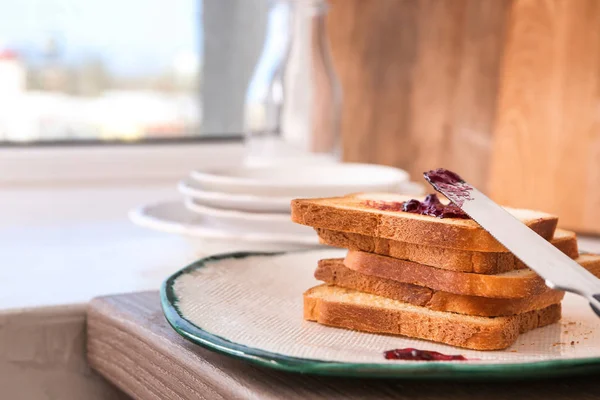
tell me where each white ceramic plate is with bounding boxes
[162,250,600,379]
[183,198,312,236]
[178,178,291,213]
[179,176,425,214]
[129,201,320,252]
[189,163,410,197]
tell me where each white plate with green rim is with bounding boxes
[161,250,600,379]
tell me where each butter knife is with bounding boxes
[424,168,600,317]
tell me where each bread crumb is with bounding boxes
[564,331,569,334]
[585,337,589,340]
[510,350,518,353]
[571,341,575,345]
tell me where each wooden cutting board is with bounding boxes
[488,0,600,234]
[87,291,600,399]
[327,0,600,234]
[328,0,510,190]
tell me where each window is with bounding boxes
[0,0,268,144]
[0,1,268,183]
[0,0,202,143]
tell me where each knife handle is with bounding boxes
[589,295,600,318]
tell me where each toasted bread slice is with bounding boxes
[292,193,558,252]
[304,285,561,350]
[316,259,565,316]
[342,252,600,298]
[317,228,578,274]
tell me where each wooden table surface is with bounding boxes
[88,291,600,400]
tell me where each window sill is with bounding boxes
[0,141,244,187]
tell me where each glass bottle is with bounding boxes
[243,0,341,166]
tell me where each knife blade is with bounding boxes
[424,168,600,317]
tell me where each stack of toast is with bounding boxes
[291,193,600,350]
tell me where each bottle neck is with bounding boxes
[270,0,328,16]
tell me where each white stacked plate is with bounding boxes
[130,163,422,253]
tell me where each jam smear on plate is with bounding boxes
[384,348,468,361]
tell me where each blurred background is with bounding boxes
[1,0,599,231]
[0,0,201,142]
[0,0,226,142]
